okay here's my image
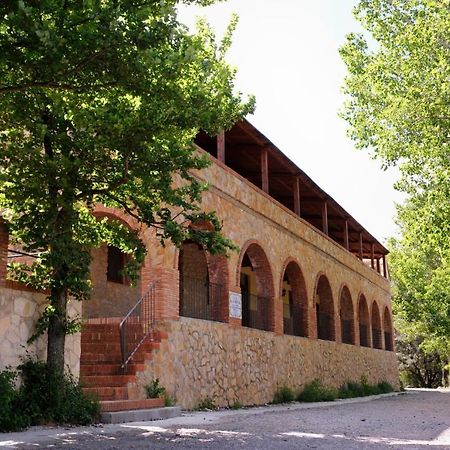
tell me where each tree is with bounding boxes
[0,0,254,375]
[340,0,450,362]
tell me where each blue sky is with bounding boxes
[178,1,405,243]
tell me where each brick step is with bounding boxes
[81,333,144,344]
[83,386,128,401]
[81,341,159,354]
[81,374,136,387]
[100,398,164,413]
[80,363,145,376]
[80,351,153,364]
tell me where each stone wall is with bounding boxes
[0,287,81,377]
[133,317,400,409]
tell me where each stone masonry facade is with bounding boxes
[0,131,399,408]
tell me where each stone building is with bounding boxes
[0,119,399,411]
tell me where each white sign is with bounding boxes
[229,292,242,319]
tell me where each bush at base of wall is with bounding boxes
[0,359,100,432]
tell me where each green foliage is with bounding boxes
[396,333,446,388]
[0,369,28,432]
[341,0,450,359]
[230,400,243,410]
[338,378,394,398]
[297,380,338,403]
[272,385,295,404]
[297,378,393,403]
[145,378,166,399]
[0,359,99,432]
[163,393,175,407]
[0,0,254,372]
[195,396,216,410]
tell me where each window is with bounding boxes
[107,246,126,283]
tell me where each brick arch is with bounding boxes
[238,241,275,332]
[178,241,228,322]
[93,206,139,232]
[339,284,355,345]
[314,273,335,341]
[358,293,370,347]
[279,258,308,337]
[371,301,382,349]
[383,306,394,351]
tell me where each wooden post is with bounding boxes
[344,219,349,251]
[261,147,269,193]
[359,233,363,260]
[382,255,388,278]
[217,130,225,163]
[293,176,301,217]
[370,243,375,269]
[376,257,381,273]
[322,201,328,235]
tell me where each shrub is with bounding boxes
[338,379,394,399]
[145,378,166,399]
[18,359,100,426]
[0,369,28,432]
[163,393,175,407]
[195,397,215,411]
[272,385,295,404]
[297,379,337,402]
[0,359,99,432]
[230,400,243,410]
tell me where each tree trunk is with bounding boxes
[46,288,68,375]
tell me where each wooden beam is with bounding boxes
[321,201,328,235]
[261,147,269,193]
[370,243,375,269]
[359,233,363,260]
[344,219,349,251]
[217,130,225,162]
[293,176,301,216]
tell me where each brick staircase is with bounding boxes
[80,321,164,412]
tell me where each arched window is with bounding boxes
[315,275,335,341]
[239,243,274,332]
[383,307,394,351]
[340,286,354,344]
[358,294,370,347]
[371,301,382,349]
[281,261,308,337]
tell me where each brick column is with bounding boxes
[147,266,180,321]
[273,295,283,335]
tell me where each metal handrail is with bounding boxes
[119,282,156,369]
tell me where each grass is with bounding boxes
[272,385,295,404]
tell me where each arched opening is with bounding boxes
[358,294,370,347]
[371,301,382,349]
[281,261,308,337]
[339,286,354,344]
[178,241,226,322]
[239,243,274,331]
[383,307,394,351]
[315,275,335,341]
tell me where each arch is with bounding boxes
[178,241,228,322]
[358,294,370,347]
[238,242,275,331]
[314,274,335,341]
[383,306,394,351]
[371,301,382,349]
[339,285,354,344]
[280,259,308,337]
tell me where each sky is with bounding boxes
[178,0,405,244]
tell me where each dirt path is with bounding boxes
[2,389,450,449]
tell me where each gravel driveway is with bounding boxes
[2,389,450,449]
